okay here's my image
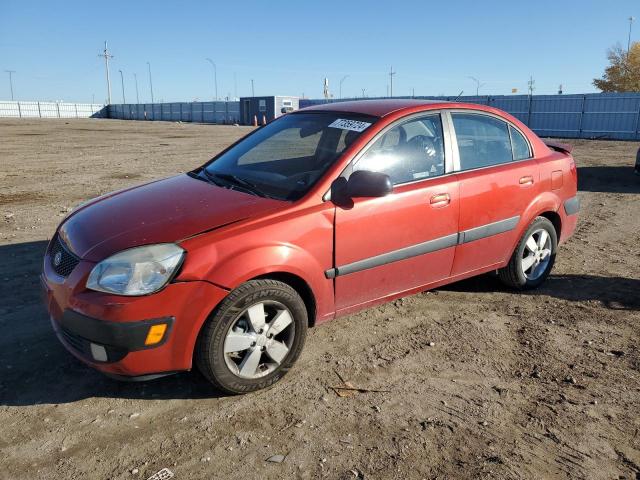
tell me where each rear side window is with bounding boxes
[452,113,512,170]
[510,125,531,160]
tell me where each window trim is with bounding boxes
[445,109,533,173]
[508,124,532,161]
[323,110,455,201]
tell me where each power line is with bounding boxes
[5,70,15,101]
[98,41,113,104]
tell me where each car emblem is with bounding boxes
[53,251,62,267]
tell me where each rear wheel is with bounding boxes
[196,279,307,394]
[498,217,557,290]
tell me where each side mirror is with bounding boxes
[346,170,393,198]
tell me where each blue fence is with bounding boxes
[300,93,640,140]
[108,101,240,124]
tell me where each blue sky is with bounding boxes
[0,1,637,103]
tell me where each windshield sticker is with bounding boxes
[328,119,371,132]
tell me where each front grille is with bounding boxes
[49,235,80,278]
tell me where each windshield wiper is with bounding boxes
[202,170,270,198]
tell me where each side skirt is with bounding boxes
[333,261,505,319]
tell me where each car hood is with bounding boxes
[58,173,285,261]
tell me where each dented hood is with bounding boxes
[58,174,284,261]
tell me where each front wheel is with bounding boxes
[498,217,557,290]
[195,279,308,394]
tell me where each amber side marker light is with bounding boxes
[145,324,168,346]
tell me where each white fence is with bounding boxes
[0,101,107,119]
[108,101,241,124]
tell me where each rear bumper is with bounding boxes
[558,195,579,245]
[563,196,580,216]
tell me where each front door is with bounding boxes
[332,113,460,312]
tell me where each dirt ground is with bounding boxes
[0,118,639,480]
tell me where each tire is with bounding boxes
[195,279,308,394]
[498,216,558,290]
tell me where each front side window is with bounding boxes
[354,114,445,185]
[203,112,376,200]
[452,113,512,170]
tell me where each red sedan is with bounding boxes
[42,100,579,393]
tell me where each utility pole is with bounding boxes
[628,16,636,61]
[146,62,154,103]
[251,79,255,97]
[98,41,113,104]
[339,75,349,99]
[468,76,485,96]
[528,75,535,95]
[389,66,396,97]
[118,70,126,103]
[205,58,218,100]
[133,73,140,103]
[5,70,15,100]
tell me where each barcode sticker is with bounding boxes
[328,119,371,132]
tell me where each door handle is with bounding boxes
[519,175,534,186]
[430,193,450,207]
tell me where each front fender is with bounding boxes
[178,241,335,324]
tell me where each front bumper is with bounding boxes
[52,309,174,363]
[42,250,229,378]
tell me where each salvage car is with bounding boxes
[42,100,579,393]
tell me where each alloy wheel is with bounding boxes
[223,300,295,379]
[521,228,552,281]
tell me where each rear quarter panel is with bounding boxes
[533,148,578,244]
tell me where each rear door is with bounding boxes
[447,111,539,276]
[331,112,460,312]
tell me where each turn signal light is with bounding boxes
[145,324,168,346]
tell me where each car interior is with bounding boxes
[353,115,445,184]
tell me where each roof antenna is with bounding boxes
[453,90,464,101]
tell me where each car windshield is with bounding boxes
[202,112,377,200]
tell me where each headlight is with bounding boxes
[87,244,185,296]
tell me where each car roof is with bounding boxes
[297,99,455,117]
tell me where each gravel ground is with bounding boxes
[0,118,639,480]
